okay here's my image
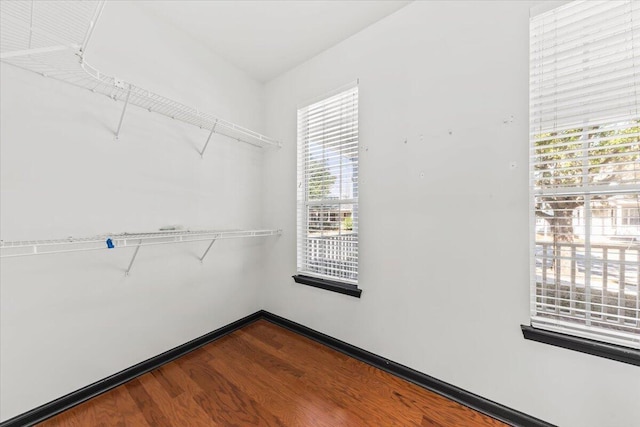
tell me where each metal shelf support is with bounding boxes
[124,241,142,276]
[115,84,132,139]
[199,238,217,263]
[200,120,218,158]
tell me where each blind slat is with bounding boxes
[298,85,359,284]
[530,0,640,349]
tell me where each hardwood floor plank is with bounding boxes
[151,366,184,398]
[110,386,153,427]
[204,333,358,427]
[237,323,423,426]
[234,325,422,426]
[37,402,96,427]
[153,356,208,397]
[39,384,150,427]
[246,321,506,427]
[124,377,173,427]
[137,370,219,427]
[211,329,305,379]
[175,347,285,426]
[422,413,445,427]
[38,319,507,427]
[89,389,126,427]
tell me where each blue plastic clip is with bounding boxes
[106,238,114,249]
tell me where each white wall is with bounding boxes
[3,1,638,425]
[0,2,267,421]
[262,2,640,427]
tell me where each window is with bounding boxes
[529,1,639,351]
[622,208,640,226]
[295,84,359,296]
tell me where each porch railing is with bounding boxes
[535,241,640,330]
[305,233,358,281]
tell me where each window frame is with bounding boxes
[524,0,640,362]
[294,83,361,297]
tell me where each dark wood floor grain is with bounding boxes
[38,320,507,426]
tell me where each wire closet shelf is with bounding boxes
[0,0,281,152]
[0,229,283,258]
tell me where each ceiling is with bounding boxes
[136,1,412,83]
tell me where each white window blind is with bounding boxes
[297,85,358,284]
[530,0,640,348]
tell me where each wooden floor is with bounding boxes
[39,320,507,426]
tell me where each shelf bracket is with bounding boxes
[115,84,132,139]
[125,242,141,276]
[199,120,218,158]
[199,238,217,263]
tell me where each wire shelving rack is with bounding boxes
[0,229,282,275]
[0,0,281,153]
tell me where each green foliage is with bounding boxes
[534,120,639,242]
[308,160,336,200]
[343,216,353,230]
[534,120,640,189]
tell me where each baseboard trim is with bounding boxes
[0,311,263,427]
[261,311,555,427]
[2,310,553,427]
